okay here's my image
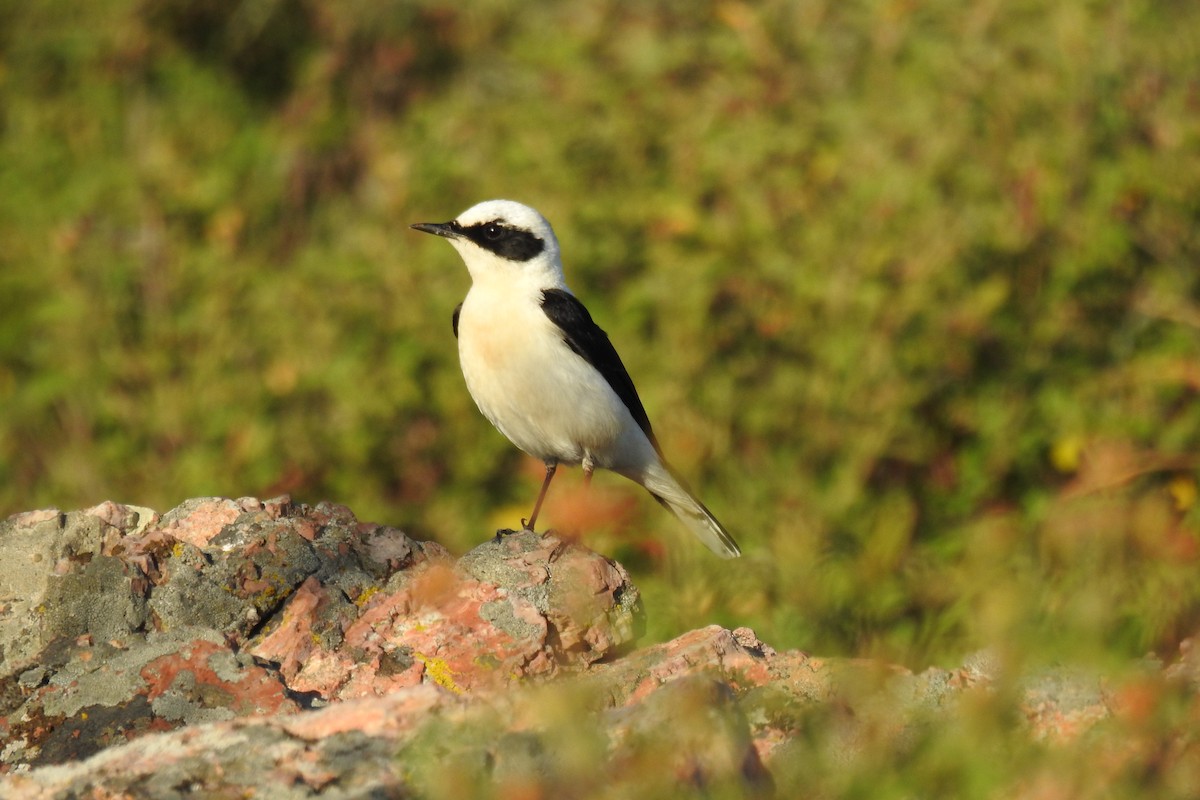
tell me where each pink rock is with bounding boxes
[247,530,642,703]
[140,639,300,717]
[277,684,458,740]
[590,625,786,707]
[152,497,245,548]
[82,501,159,533]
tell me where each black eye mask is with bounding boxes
[460,219,545,261]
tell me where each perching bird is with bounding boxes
[411,199,741,559]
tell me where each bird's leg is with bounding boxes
[582,455,595,488]
[523,462,557,532]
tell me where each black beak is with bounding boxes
[410,220,461,239]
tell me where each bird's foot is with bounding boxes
[493,528,520,543]
[516,520,553,539]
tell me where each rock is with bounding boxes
[0,497,641,772]
[1,498,1195,798]
[457,529,644,664]
[0,507,127,679]
[247,527,643,700]
[0,685,456,800]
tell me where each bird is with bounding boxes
[411,199,741,559]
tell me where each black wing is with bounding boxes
[540,288,660,453]
[452,302,463,339]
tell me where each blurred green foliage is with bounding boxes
[2,0,1199,685]
[399,664,1200,800]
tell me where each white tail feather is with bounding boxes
[636,461,741,559]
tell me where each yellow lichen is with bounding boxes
[354,585,381,608]
[414,652,463,695]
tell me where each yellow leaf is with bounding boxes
[1050,436,1083,473]
[1168,475,1197,512]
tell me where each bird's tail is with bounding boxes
[636,461,741,559]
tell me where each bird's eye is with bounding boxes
[483,224,504,240]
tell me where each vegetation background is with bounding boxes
[2,0,1198,794]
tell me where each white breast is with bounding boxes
[456,284,648,469]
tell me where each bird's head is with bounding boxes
[411,199,564,288]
